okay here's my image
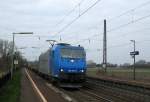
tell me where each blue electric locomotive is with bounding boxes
[39,43,86,88]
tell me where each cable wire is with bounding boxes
[108,0,150,21]
[58,0,102,34]
[54,0,85,27]
[108,13,150,32]
[63,1,150,45]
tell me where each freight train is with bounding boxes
[36,43,86,88]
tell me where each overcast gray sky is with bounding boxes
[0,0,150,64]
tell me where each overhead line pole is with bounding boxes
[11,32,33,79]
[130,40,136,80]
[103,19,107,72]
[11,33,15,79]
[133,41,136,80]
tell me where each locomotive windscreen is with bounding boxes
[61,48,85,58]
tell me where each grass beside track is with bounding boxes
[0,70,21,102]
[87,67,150,81]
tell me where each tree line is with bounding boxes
[0,39,25,73]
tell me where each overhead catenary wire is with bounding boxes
[108,13,150,33]
[89,39,150,52]
[54,0,85,27]
[74,26,150,45]
[57,0,102,34]
[73,12,150,44]
[61,0,150,45]
[3,0,150,57]
[108,0,150,21]
[108,27,150,40]
[73,34,103,44]
[109,39,150,49]
[63,12,150,46]
[72,16,150,44]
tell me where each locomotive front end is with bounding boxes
[59,46,86,87]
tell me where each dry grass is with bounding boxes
[87,67,150,82]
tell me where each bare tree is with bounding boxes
[0,39,13,72]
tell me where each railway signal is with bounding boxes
[130,51,139,56]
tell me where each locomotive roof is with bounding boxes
[56,43,70,46]
[52,44,84,50]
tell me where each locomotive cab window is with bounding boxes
[61,48,85,58]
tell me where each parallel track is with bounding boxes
[30,69,150,102]
[86,77,150,102]
[60,77,150,102]
[61,88,113,102]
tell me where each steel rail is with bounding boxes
[87,76,150,95]
[79,89,114,102]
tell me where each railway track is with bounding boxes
[59,77,150,102]
[31,69,112,102]
[30,69,150,102]
[61,83,136,102]
[61,88,113,102]
[86,77,150,102]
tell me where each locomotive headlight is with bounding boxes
[60,69,64,72]
[81,70,84,72]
